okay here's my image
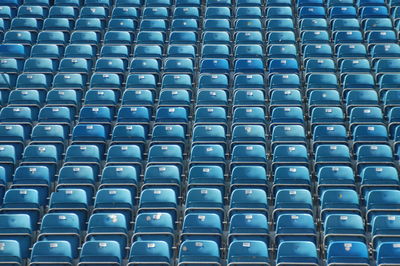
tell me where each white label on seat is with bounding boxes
[340,216,348,220]
[201,189,208,194]
[245,190,253,194]
[99,242,107,247]
[289,168,297,172]
[50,243,58,248]
[109,190,117,195]
[289,190,296,195]
[73,168,80,172]
[388,216,396,220]
[203,168,210,172]
[159,167,166,171]
[243,242,251,247]
[245,215,253,220]
[147,243,156,248]
[291,215,299,219]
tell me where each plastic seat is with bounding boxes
[326,241,369,265]
[305,59,335,74]
[178,240,220,265]
[366,190,400,223]
[130,58,160,74]
[276,241,318,266]
[227,240,269,265]
[31,44,62,59]
[24,58,58,74]
[228,188,268,218]
[167,45,196,58]
[228,213,268,245]
[79,241,122,265]
[233,74,264,89]
[236,7,262,18]
[205,7,230,19]
[266,19,294,31]
[275,213,316,245]
[181,213,222,244]
[139,188,178,222]
[4,30,35,45]
[104,31,132,45]
[173,7,199,19]
[337,44,367,59]
[65,45,96,59]
[128,241,172,265]
[143,7,169,19]
[272,144,308,170]
[0,214,32,259]
[376,242,400,266]
[202,45,230,59]
[230,165,267,191]
[70,31,99,46]
[329,6,357,19]
[314,144,351,170]
[321,189,361,222]
[0,240,22,265]
[49,6,78,20]
[266,7,292,19]
[112,7,139,19]
[231,144,267,168]
[197,74,228,90]
[139,19,167,31]
[235,31,263,45]
[300,18,328,31]
[323,214,365,247]
[30,240,73,265]
[235,19,262,31]
[273,189,313,220]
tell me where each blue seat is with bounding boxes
[315,144,351,170]
[305,59,335,74]
[270,90,302,109]
[271,125,306,147]
[326,241,369,265]
[0,240,22,265]
[4,30,35,45]
[108,19,135,34]
[230,165,267,190]
[129,241,172,265]
[311,107,345,126]
[269,59,299,74]
[235,58,264,74]
[65,45,96,59]
[360,166,399,198]
[330,6,357,19]
[235,19,262,31]
[366,190,400,223]
[59,58,91,74]
[0,214,32,259]
[75,18,104,32]
[95,58,127,74]
[323,214,365,247]
[31,44,62,59]
[112,7,139,19]
[321,189,361,221]
[178,240,220,265]
[85,213,128,254]
[273,189,313,220]
[90,74,122,91]
[299,6,326,19]
[80,7,108,21]
[104,30,133,45]
[275,213,316,245]
[299,18,328,31]
[167,45,196,58]
[185,187,223,218]
[304,44,332,59]
[205,7,230,19]
[234,45,262,59]
[143,7,169,19]
[231,144,267,168]
[49,6,78,20]
[376,242,400,266]
[337,44,367,59]
[273,166,311,194]
[272,144,308,170]
[43,18,72,31]
[133,211,174,245]
[236,31,263,45]
[228,213,268,245]
[266,19,294,31]
[79,241,122,265]
[187,165,224,192]
[30,241,73,265]
[10,18,41,31]
[100,165,138,195]
[202,44,230,59]
[232,107,266,127]
[228,188,268,218]
[122,90,154,106]
[24,58,58,74]
[70,31,99,46]
[266,7,292,18]
[227,240,269,265]
[276,241,318,265]
[173,7,199,19]
[139,188,178,223]
[234,74,264,89]
[182,213,222,244]
[271,107,304,128]
[140,20,166,31]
